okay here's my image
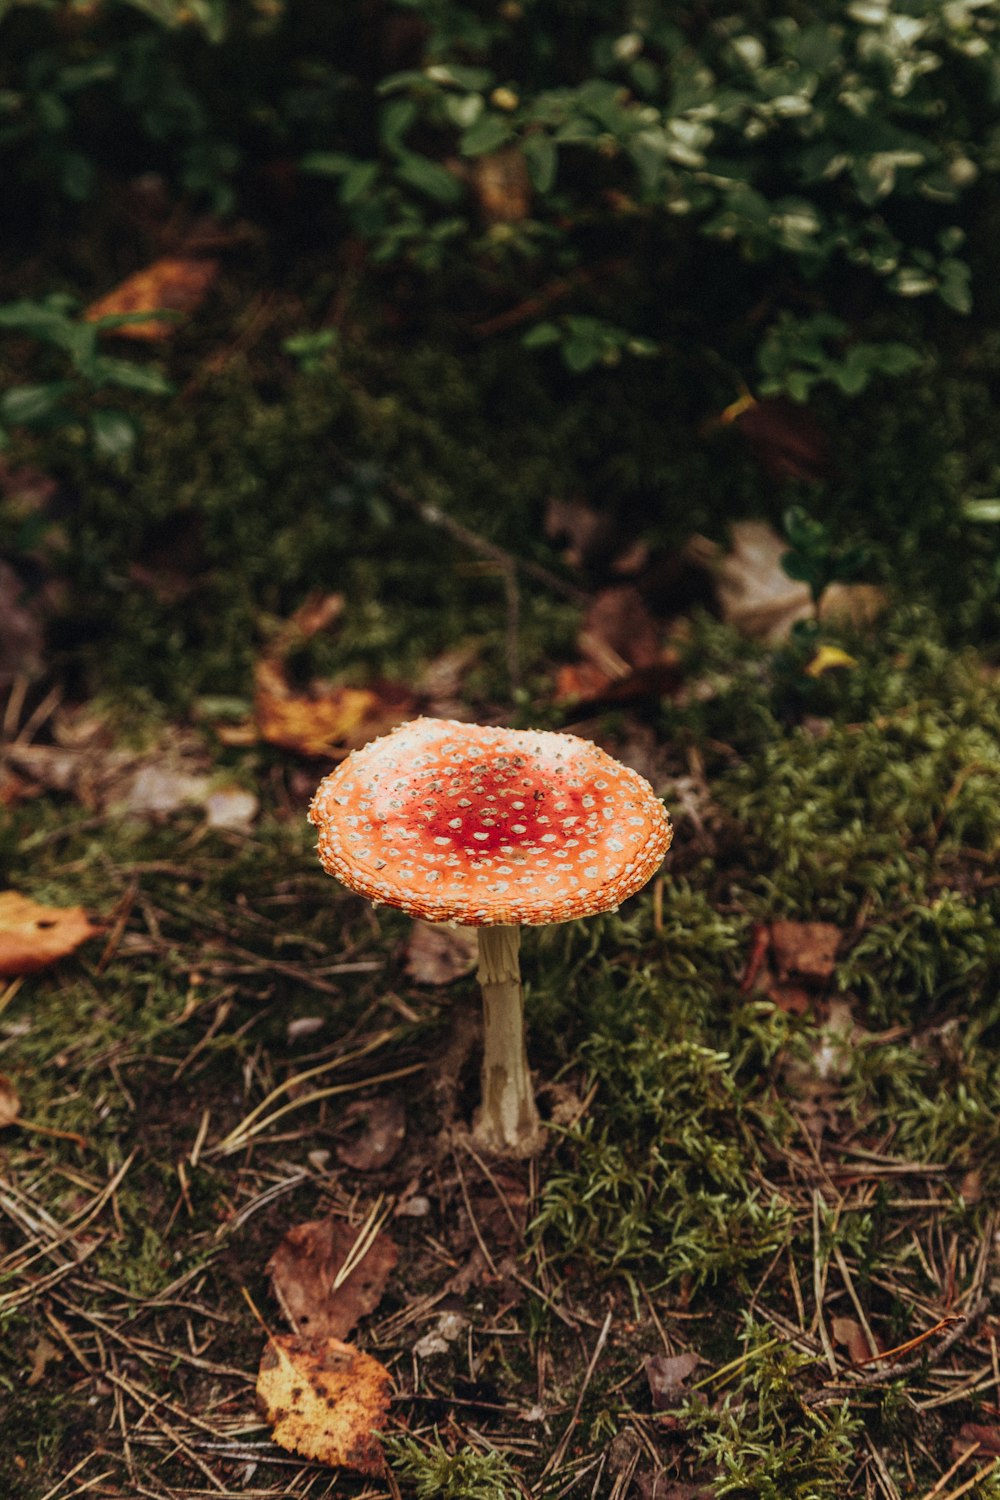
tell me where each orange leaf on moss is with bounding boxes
[0,891,102,976]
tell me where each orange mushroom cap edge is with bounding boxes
[308,717,672,926]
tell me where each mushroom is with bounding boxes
[308,718,672,1156]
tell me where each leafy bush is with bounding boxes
[3,0,998,391]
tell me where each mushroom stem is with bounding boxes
[472,925,543,1157]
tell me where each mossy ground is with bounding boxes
[3,222,1000,1496]
[2,584,1000,1498]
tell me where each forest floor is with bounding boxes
[2,551,1000,1500]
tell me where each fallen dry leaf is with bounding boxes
[287,592,345,641]
[26,1334,62,1387]
[554,655,682,709]
[244,596,416,755]
[336,1097,407,1172]
[471,146,532,223]
[204,786,259,832]
[256,663,378,757]
[122,764,213,818]
[84,257,219,338]
[413,648,476,705]
[264,591,345,660]
[718,395,830,484]
[713,521,813,641]
[253,660,415,757]
[960,1167,984,1204]
[555,585,681,707]
[257,1334,391,1476]
[645,1351,699,1410]
[267,1216,398,1341]
[770,920,841,982]
[710,521,885,642]
[0,892,101,976]
[554,660,618,704]
[739,923,771,993]
[0,766,37,808]
[951,1423,1000,1462]
[404,921,478,985]
[0,1074,21,1127]
[581,585,661,674]
[769,982,813,1016]
[831,1315,874,1365]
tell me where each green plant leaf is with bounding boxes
[833,543,870,579]
[962,498,1000,523]
[88,358,174,396]
[340,160,380,204]
[380,97,418,155]
[0,381,73,425]
[938,258,972,315]
[458,112,510,157]
[90,409,138,457]
[0,297,78,337]
[780,550,824,589]
[783,507,826,553]
[562,336,601,373]
[300,151,353,176]
[394,154,463,204]
[522,133,557,192]
[521,321,561,349]
[872,341,921,375]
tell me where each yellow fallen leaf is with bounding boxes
[804,644,858,678]
[257,1334,391,1476]
[255,673,380,757]
[84,257,219,339]
[0,892,101,976]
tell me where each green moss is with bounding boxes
[383,1433,523,1499]
[684,1318,862,1499]
[716,688,1000,927]
[530,912,792,1287]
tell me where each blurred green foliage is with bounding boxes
[2,0,998,385]
[0,292,173,452]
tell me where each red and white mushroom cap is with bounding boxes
[308,718,672,927]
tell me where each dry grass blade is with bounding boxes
[918,1442,982,1500]
[211,1062,424,1156]
[928,1457,1000,1500]
[690,1336,781,1392]
[812,1189,840,1378]
[332,1194,395,1291]
[543,1309,613,1476]
[37,1451,106,1500]
[209,1029,404,1154]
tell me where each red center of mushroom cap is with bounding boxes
[308,718,673,927]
